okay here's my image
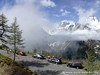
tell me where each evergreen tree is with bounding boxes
[62,49,73,60]
[84,40,97,72]
[0,13,10,43]
[0,13,10,54]
[33,49,37,54]
[8,17,24,61]
[76,41,88,59]
[77,40,96,59]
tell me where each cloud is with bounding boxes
[60,9,70,16]
[60,9,64,12]
[95,0,100,8]
[0,0,53,50]
[15,0,35,4]
[46,7,100,41]
[40,0,56,7]
[53,14,60,17]
[53,9,70,18]
[47,20,100,41]
[74,7,96,24]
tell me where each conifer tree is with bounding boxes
[9,17,24,61]
[0,13,10,43]
[0,13,10,53]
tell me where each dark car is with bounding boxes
[67,62,83,69]
[48,58,62,64]
[32,54,45,59]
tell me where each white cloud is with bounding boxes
[60,9,64,12]
[53,14,60,17]
[60,9,70,16]
[52,9,70,18]
[74,7,96,24]
[0,0,53,50]
[15,0,35,4]
[40,0,56,7]
[95,0,100,7]
[47,19,100,41]
[61,10,70,16]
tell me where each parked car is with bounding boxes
[48,58,62,64]
[16,51,26,56]
[32,54,45,59]
[67,62,83,69]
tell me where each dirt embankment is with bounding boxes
[0,53,38,75]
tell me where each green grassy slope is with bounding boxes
[0,53,38,75]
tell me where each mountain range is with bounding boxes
[41,16,100,51]
[28,16,100,51]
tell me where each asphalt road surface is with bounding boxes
[0,50,99,75]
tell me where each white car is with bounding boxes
[48,58,62,64]
[32,54,45,59]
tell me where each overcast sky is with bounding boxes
[0,0,100,50]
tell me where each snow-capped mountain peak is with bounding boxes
[41,16,100,50]
[87,16,100,30]
[87,16,98,23]
[58,20,75,31]
[46,16,100,35]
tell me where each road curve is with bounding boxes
[0,50,88,75]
